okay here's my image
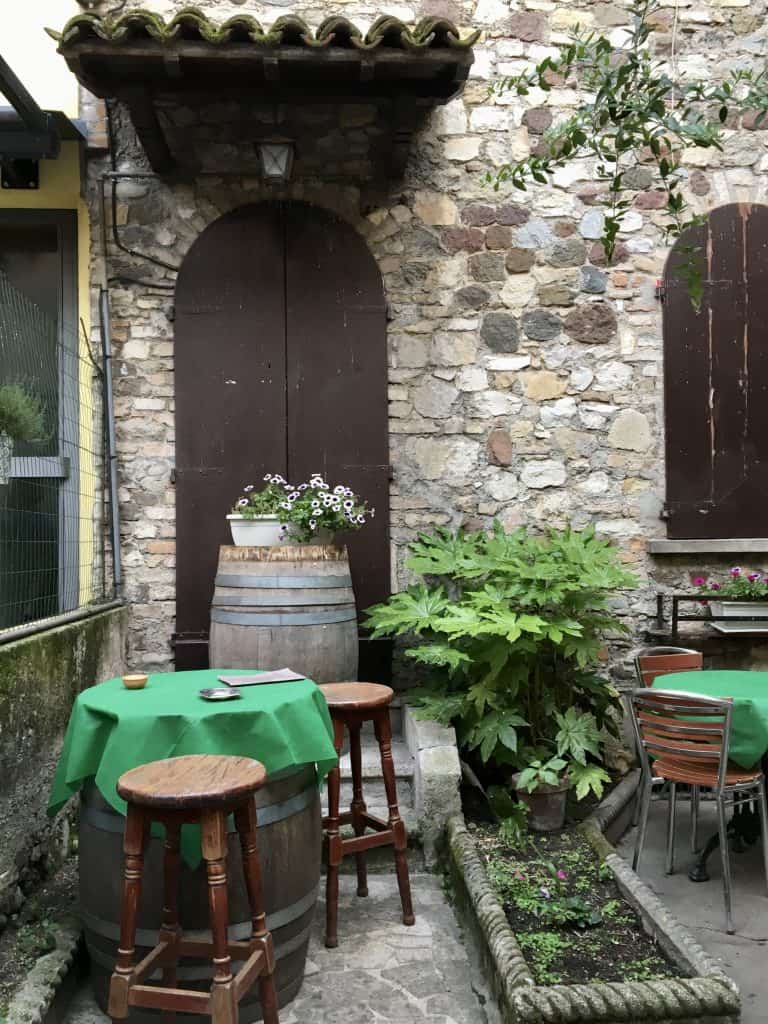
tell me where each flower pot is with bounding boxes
[709,600,768,634]
[227,514,286,546]
[511,773,569,832]
[0,432,12,486]
[227,515,336,547]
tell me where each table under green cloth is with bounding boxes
[48,669,338,864]
[652,670,768,769]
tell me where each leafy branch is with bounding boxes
[489,0,768,306]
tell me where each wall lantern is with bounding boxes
[257,140,294,183]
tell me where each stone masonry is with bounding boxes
[79,0,768,673]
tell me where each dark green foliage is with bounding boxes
[0,384,45,444]
[364,523,635,795]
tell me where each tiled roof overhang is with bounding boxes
[49,9,479,178]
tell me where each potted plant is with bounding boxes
[694,568,768,633]
[0,382,45,485]
[228,472,373,546]
[365,524,635,832]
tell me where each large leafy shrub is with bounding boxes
[364,524,635,795]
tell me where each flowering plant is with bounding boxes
[693,568,768,601]
[231,473,373,542]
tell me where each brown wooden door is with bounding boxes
[663,203,768,538]
[173,202,389,671]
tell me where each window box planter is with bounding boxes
[708,600,768,635]
[226,514,335,547]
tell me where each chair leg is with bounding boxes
[234,799,279,1024]
[756,783,768,895]
[633,774,653,872]
[716,794,734,935]
[665,781,677,875]
[160,819,181,1018]
[200,810,236,1024]
[691,785,700,853]
[348,723,369,898]
[108,805,148,1020]
[374,710,415,927]
[324,717,345,949]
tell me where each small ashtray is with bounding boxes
[123,674,148,690]
[199,687,242,701]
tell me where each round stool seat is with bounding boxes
[117,754,267,810]
[320,682,393,712]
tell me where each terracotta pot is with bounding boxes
[511,772,569,832]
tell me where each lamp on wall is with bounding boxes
[257,140,294,183]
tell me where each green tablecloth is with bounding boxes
[652,670,768,769]
[48,670,338,864]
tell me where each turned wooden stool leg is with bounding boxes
[324,717,345,948]
[348,722,369,898]
[374,710,415,926]
[160,819,182,1022]
[201,810,236,1024]
[108,805,148,1020]
[234,799,279,1024]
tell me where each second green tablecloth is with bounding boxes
[652,670,768,768]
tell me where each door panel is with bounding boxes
[174,202,389,670]
[175,205,288,646]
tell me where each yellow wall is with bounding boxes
[1,0,79,117]
[1,0,95,606]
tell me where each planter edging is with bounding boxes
[5,915,83,1024]
[446,770,740,1023]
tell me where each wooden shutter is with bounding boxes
[664,203,768,538]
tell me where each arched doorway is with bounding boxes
[173,202,389,671]
[663,203,768,538]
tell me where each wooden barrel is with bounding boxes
[209,545,358,683]
[80,766,320,1023]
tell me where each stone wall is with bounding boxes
[0,607,128,929]
[81,0,768,673]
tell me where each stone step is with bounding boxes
[326,738,415,811]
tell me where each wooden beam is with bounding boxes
[124,90,176,175]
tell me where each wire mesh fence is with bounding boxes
[0,267,113,634]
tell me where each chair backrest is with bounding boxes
[634,646,703,688]
[629,688,732,791]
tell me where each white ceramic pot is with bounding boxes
[0,432,12,486]
[709,600,768,634]
[227,514,286,546]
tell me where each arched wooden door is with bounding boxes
[173,202,389,672]
[663,203,768,538]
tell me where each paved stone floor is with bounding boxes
[65,871,497,1024]
[617,794,768,1024]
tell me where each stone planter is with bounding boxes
[0,432,12,486]
[709,599,768,634]
[511,773,568,831]
[445,772,740,1024]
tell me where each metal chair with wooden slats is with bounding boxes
[629,688,768,934]
[632,646,704,848]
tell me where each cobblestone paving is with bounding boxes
[65,873,494,1024]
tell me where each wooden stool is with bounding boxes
[320,682,415,948]
[107,754,279,1024]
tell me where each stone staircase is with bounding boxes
[320,700,461,869]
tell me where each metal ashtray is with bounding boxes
[199,687,242,701]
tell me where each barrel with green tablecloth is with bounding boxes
[209,544,358,682]
[79,766,320,1023]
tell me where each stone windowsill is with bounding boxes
[648,538,768,555]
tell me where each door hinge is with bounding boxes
[170,467,176,484]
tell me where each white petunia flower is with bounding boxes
[237,498,249,508]
[343,500,354,510]
[309,518,317,529]
[280,501,291,510]
[263,474,272,481]
[244,484,254,492]
[334,485,345,494]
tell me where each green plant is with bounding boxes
[0,383,45,444]
[365,523,634,796]
[231,472,372,541]
[517,930,567,984]
[489,0,768,306]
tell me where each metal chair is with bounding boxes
[632,646,704,847]
[629,688,768,934]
